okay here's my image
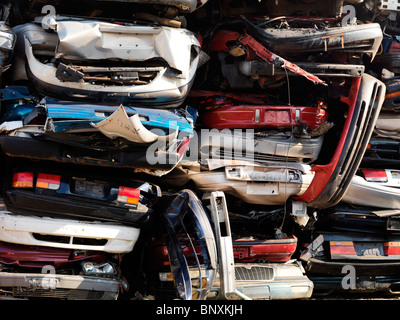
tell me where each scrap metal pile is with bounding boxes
[0,0,398,300]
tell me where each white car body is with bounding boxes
[0,210,140,253]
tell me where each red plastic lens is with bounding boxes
[37,173,61,190]
[12,172,34,188]
[118,186,140,205]
[361,169,388,182]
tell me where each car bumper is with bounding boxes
[0,135,180,170]
[294,74,386,208]
[4,189,152,227]
[0,272,120,300]
[342,175,400,209]
[0,210,140,253]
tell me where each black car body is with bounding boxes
[2,159,162,226]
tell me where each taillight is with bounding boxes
[36,173,61,190]
[361,169,388,183]
[12,172,34,188]
[329,241,357,256]
[117,186,140,206]
[384,242,400,256]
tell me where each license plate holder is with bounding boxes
[74,179,106,199]
[354,242,385,257]
[246,182,279,195]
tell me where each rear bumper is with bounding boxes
[310,275,400,296]
[0,135,180,170]
[4,189,151,227]
[170,166,314,205]
[304,257,400,276]
[0,272,120,300]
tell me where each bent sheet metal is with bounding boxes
[92,105,179,144]
[163,190,217,300]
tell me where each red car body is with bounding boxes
[294,75,385,208]
[0,241,111,271]
[147,234,297,269]
[231,235,297,263]
[200,103,328,131]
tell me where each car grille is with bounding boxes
[215,148,303,163]
[56,63,164,86]
[11,287,106,300]
[234,266,274,281]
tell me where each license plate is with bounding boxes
[246,182,279,195]
[74,179,105,199]
[354,242,385,257]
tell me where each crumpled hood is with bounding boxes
[54,18,201,79]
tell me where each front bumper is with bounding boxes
[0,272,120,300]
[0,210,140,253]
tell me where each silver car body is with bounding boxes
[169,162,314,205]
[14,17,200,107]
[198,129,323,165]
[374,112,400,140]
[227,262,313,300]
[205,262,314,300]
[343,171,400,209]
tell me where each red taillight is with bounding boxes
[361,169,388,183]
[118,187,140,205]
[384,242,400,256]
[37,173,61,190]
[329,241,357,256]
[12,172,34,188]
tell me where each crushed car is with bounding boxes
[0,86,195,174]
[11,15,201,107]
[301,230,400,296]
[1,157,162,226]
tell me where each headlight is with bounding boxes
[81,262,116,277]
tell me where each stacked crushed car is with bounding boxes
[0,0,397,300]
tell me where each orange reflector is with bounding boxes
[117,186,140,205]
[36,173,61,190]
[159,272,174,281]
[228,45,246,57]
[12,172,34,188]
